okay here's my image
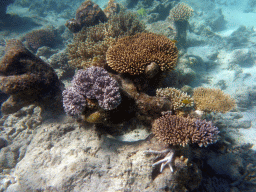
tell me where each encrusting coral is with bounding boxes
[0,39,62,115]
[62,66,121,118]
[152,113,219,147]
[156,87,194,111]
[67,11,145,69]
[193,87,236,113]
[106,32,179,75]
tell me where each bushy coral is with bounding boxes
[152,113,219,147]
[193,87,236,113]
[156,87,194,111]
[169,2,193,22]
[0,39,62,114]
[103,0,121,18]
[106,32,178,75]
[67,11,145,69]
[63,67,121,114]
[23,27,57,51]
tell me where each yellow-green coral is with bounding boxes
[193,87,236,113]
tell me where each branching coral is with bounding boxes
[67,11,145,69]
[0,39,62,114]
[193,87,236,113]
[62,67,121,115]
[106,32,178,75]
[156,87,194,111]
[169,2,194,22]
[152,113,219,147]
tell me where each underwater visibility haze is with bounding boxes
[1,0,256,191]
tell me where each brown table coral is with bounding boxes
[0,39,62,115]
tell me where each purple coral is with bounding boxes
[62,67,121,116]
[94,76,122,110]
[62,87,87,116]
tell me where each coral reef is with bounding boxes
[169,2,194,48]
[63,67,121,118]
[0,39,62,115]
[152,113,219,147]
[106,32,178,75]
[103,0,121,18]
[193,87,236,113]
[67,11,145,69]
[23,27,57,51]
[156,87,194,111]
[65,0,107,33]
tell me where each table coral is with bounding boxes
[169,2,194,48]
[152,113,219,147]
[0,39,62,115]
[193,87,236,113]
[106,32,178,75]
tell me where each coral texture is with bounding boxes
[23,27,56,51]
[169,2,194,22]
[62,87,87,116]
[63,67,121,114]
[0,39,62,114]
[67,11,145,69]
[193,87,236,113]
[65,0,108,33]
[152,113,219,147]
[103,0,121,18]
[156,87,194,110]
[106,33,178,75]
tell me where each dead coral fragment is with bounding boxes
[0,39,62,114]
[193,87,236,113]
[169,2,194,22]
[152,113,219,147]
[156,87,194,110]
[106,33,178,75]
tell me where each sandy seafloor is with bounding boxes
[1,0,256,191]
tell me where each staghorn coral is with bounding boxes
[106,32,178,75]
[65,0,108,33]
[152,113,219,147]
[23,27,57,51]
[63,67,121,113]
[169,2,193,22]
[0,39,62,115]
[193,87,236,113]
[156,87,194,111]
[67,11,145,69]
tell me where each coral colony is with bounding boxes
[0,0,242,190]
